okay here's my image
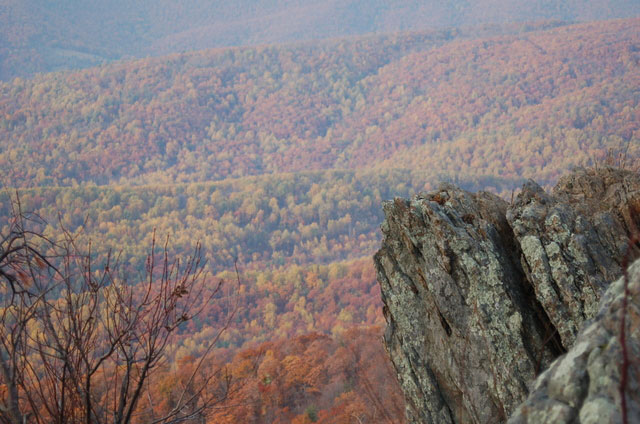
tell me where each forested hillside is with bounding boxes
[2,170,428,269]
[1,172,411,421]
[1,19,638,190]
[1,18,639,422]
[1,0,638,80]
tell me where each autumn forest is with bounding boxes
[0,8,639,424]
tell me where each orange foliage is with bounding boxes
[205,327,405,424]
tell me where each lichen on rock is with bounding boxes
[375,167,639,423]
[508,259,640,423]
[507,167,637,348]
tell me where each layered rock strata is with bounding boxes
[374,167,639,423]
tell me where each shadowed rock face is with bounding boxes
[374,167,639,423]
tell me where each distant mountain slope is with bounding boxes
[1,169,433,270]
[1,0,639,79]
[1,19,638,189]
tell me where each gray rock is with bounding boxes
[507,167,638,348]
[374,167,639,423]
[375,186,562,423]
[508,259,640,424]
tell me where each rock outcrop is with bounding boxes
[507,168,638,348]
[508,259,640,424]
[374,167,639,423]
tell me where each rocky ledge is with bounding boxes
[374,167,639,423]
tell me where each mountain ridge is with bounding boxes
[1,0,639,80]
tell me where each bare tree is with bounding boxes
[0,195,237,424]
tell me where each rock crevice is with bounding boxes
[375,167,639,423]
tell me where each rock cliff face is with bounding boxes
[374,167,639,423]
